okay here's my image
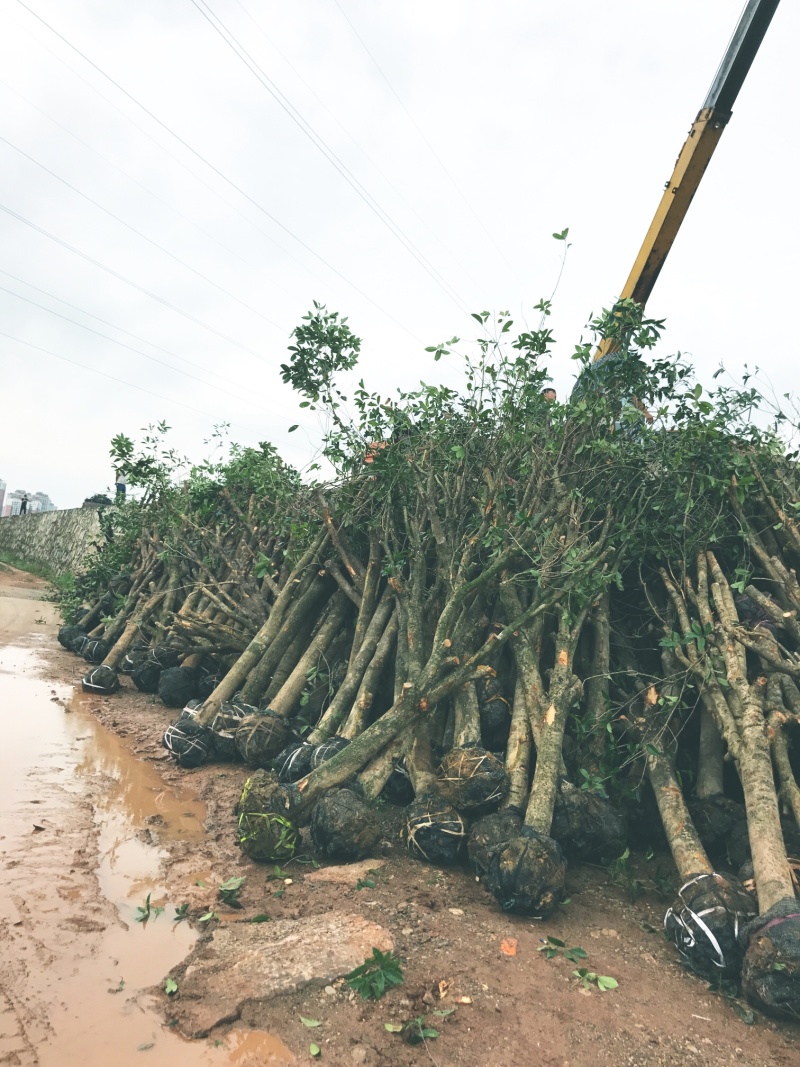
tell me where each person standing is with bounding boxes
[19,494,28,515]
[115,470,127,501]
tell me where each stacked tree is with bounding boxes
[58,302,800,1020]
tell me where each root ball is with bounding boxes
[311,736,351,768]
[162,716,212,769]
[81,638,110,664]
[741,899,800,1020]
[310,788,381,861]
[158,666,198,708]
[468,809,523,877]
[81,664,120,695]
[235,711,293,768]
[551,779,627,863]
[275,742,316,784]
[58,625,85,650]
[402,793,466,866]
[436,745,508,814]
[487,828,567,917]
[236,771,299,862]
[664,872,756,979]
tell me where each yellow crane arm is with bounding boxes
[595,0,781,360]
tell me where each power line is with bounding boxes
[190,0,474,319]
[12,0,422,342]
[0,203,272,362]
[0,282,288,418]
[1,330,225,422]
[330,0,518,277]
[0,133,286,333]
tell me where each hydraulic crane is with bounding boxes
[594,0,781,362]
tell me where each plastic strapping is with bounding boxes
[664,872,749,971]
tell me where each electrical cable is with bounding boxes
[0,282,290,418]
[190,0,475,319]
[12,0,422,342]
[0,203,272,362]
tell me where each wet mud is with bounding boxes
[0,569,292,1066]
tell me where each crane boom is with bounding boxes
[595,0,781,360]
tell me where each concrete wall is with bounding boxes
[0,508,101,575]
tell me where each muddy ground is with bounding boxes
[1,565,798,1066]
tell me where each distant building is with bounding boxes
[6,489,57,515]
[0,478,5,514]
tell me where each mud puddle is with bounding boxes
[0,637,293,1066]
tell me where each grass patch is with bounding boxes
[0,553,63,584]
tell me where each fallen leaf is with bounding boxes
[300,1017,321,1028]
[384,1023,403,1033]
[309,1043,321,1057]
[456,996,473,1004]
[437,979,451,999]
[500,937,518,957]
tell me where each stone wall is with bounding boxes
[0,508,101,575]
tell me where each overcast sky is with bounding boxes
[1,0,797,508]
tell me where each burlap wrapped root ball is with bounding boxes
[550,779,627,863]
[236,770,299,863]
[436,745,508,814]
[275,741,316,784]
[81,664,120,695]
[664,872,756,980]
[487,827,567,917]
[310,788,381,861]
[468,809,523,878]
[740,899,800,1020]
[235,710,292,768]
[158,666,198,708]
[402,793,466,866]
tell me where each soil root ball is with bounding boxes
[402,793,466,866]
[487,828,567,917]
[740,898,800,1020]
[236,771,299,862]
[477,676,511,750]
[204,701,250,763]
[380,758,415,806]
[235,711,293,768]
[120,646,149,674]
[664,872,756,979]
[158,666,198,708]
[275,742,316,784]
[689,795,746,856]
[311,736,351,769]
[310,788,381,861]
[550,779,627,863]
[436,745,508,814]
[71,634,91,656]
[82,638,110,664]
[132,646,181,693]
[81,664,120,695]
[58,625,85,650]
[162,716,212,769]
[468,809,523,878]
[197,672,220,701]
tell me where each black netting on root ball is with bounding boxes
[120,646,149,674]
[275,742,316,784]
[403,793,466,866]
[71,634,91,656]
[487,828,567,917]
[436,746,508,814]
[82,638,110,665]
[81,665,120,695]
[58,625,85,650]
[664,872,756,980]
[311,736,351,769]
[550,779,627,864]
[158,666,198,708]
[310,788,381,861]
[235,711,293,768]
[380,758,415,806]
[162,717,212,769]
[197,672,219,701]
[478,677,512,750]
[468,809,523,878]
[131,660,162,693]
[151,646,181,670]
[236,770,299,862]
[740,898,800,1020]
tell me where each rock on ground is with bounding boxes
[172,912,393,1037]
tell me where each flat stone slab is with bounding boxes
[305,859,386,886]
[172,912,393,1037]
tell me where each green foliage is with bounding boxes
[345,948,404,1000]
[134,893,164,923]
[217,876,246,908]
[537,937,588,962]
[573,968,618,991]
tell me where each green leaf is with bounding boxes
[384,1023,403,1032]
[309,1043,321,1057]
[301,1017,322,1028]
[164,977,178,996]
[288,424,299,433]
[596,975,618,991]
[198,911,218,923]
[248,914,271,923]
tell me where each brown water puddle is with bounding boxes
[0,638,294,1066]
